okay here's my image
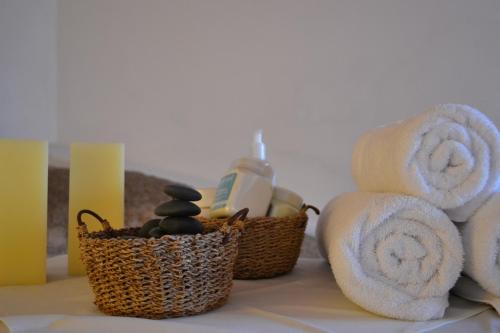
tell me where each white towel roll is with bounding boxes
[316,192,463,321]
[459,191,500,296]
[352,104,500,222]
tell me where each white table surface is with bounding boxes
[0,256,497,333]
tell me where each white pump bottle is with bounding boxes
[210,130,274,218]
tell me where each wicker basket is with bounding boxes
[202,205,319,279]
[77,208,247,319]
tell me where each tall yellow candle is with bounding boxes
[68,143,124,276]
[0,139,48,285]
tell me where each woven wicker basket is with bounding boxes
[202,205,319,279]
[77,208,247,319]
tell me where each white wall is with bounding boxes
[0,0,58,141]
[51,1,500,233]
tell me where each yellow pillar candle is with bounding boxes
[68,143,124,276]
[0,139,48,285]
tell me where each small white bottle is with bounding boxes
[210,130,274,218]
[267,187,303,217]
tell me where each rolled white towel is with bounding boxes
[352,104,500,222]
[316,192,463,321]
[458,191,500,296]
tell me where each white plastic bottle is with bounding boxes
[267,187,303,217]
[195,187,216,218]
[210,130,274,218]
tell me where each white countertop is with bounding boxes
[0,256,497,333]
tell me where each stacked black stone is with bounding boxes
[138,184,204,238]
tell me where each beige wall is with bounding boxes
[2,1,500,234]
[57,0,500,234]
[0,0,58,141]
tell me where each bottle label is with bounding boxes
[211,173,237,210]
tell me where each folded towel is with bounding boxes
[352,104,500,222]
[316,192,463,321]
[458,191,500,296]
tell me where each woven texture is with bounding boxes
[203,207,315,279]
[78,213,243,319]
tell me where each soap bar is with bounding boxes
[0,139,48,285]
[68,143,124,276]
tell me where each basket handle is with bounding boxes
[226,208,249,226]
[221,208,248,244]
[300,204,320,215]
[77,209,112,233]
[297,204,320,229]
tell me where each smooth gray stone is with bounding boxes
[155,200,201,217]
[148,227,164,238]
[138,219,160,238]
[159,217,203,235]
[118,235,142,240]
[164,184,202,201]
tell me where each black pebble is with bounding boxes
[138,219,160,238]
[159,217,203,235]
[148,227,165,238]
[164,184,202,201]
[155,200,201,217]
